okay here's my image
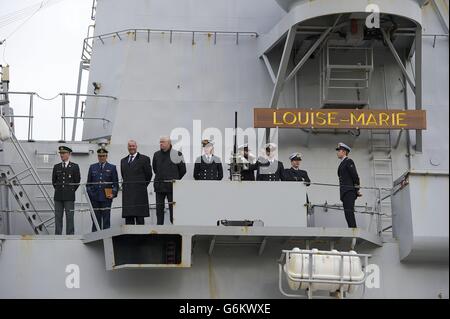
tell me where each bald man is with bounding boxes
[120,140,153,225]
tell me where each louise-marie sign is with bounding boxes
[254,108,427,130]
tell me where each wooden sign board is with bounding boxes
[254,108,427,130]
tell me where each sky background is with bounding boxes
[1,0,92,140]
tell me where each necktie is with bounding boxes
[128,155,134,164]
[63,162,66,168]
[100,163,104,171]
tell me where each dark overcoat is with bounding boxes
[120,153,153,217]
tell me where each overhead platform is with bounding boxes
[82,225,383,271]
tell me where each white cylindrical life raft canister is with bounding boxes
[0,116,11,141]
[284,248,364,293]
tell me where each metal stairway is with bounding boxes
[0,116,55,234]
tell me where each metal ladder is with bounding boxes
[320,43,374,108]
[369,66,394,234]
[0,165,53,234]
[0,116,55,234]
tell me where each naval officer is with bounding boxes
[256,143,285,181]
[336,142,361,228]
[194,140,223,180]
[237,144,257,181]
[284,152,311,185]
[52,146,81,235]
[86,148,119,232]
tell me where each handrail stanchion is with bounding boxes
[84,184,100,232]
[61,93,66,141]
[377,188,382,235]
[28,93,34,141]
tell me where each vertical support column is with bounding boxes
[71,61,84,141]
[415,26,423,153]
[266,26,296,143]
[28,93,33,141]
[61,94,66,142]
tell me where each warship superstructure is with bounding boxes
[0,0,448,298]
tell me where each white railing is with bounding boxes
[0,91,117,141]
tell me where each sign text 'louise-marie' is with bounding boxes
[254,109,427,130]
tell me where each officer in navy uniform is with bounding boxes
[238,144,257,181]
[336,142,361,228]
[52,146,81,235]
[194,140,223,180]
[256,143,285,181]
[284,152,311,185]
[86,148,119,232]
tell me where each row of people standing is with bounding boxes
[51,138,186,234]
[194,140,311,184]
[51,139,359,235]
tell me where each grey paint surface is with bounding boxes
[0,0,449,298]
[392,172,449,262]
[173,180,307,226]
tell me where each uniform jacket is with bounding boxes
[86,162,119,203]
[284,168,311,185]
[120,153,153,217]
[256,158,285,181]
[52,161,81,201]
[152,147,186,193]
[338,157,360,200]
[240,162,257,181]
[194,155,223,180]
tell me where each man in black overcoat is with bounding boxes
[153,136,186,225]
[120,140,153,225]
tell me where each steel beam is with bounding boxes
[381,29,416,94]
[415,26,423,153]
[432,0,449,33]
[269,26,296,108]
[261,54,276,84]
[266,26,296,143]
[285,27,333,83]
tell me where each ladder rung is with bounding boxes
[36,216,55,228]
[373,158,392,162]
[7,167,33,181]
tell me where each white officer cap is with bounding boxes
[289,152,303,161]
[238,143,249,150]
[336,142,351,153]
[264,143,277,151]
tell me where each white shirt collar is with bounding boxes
[340,156,348,162]
[62,160,69,166]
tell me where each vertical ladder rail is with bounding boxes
[369,66,394,234]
